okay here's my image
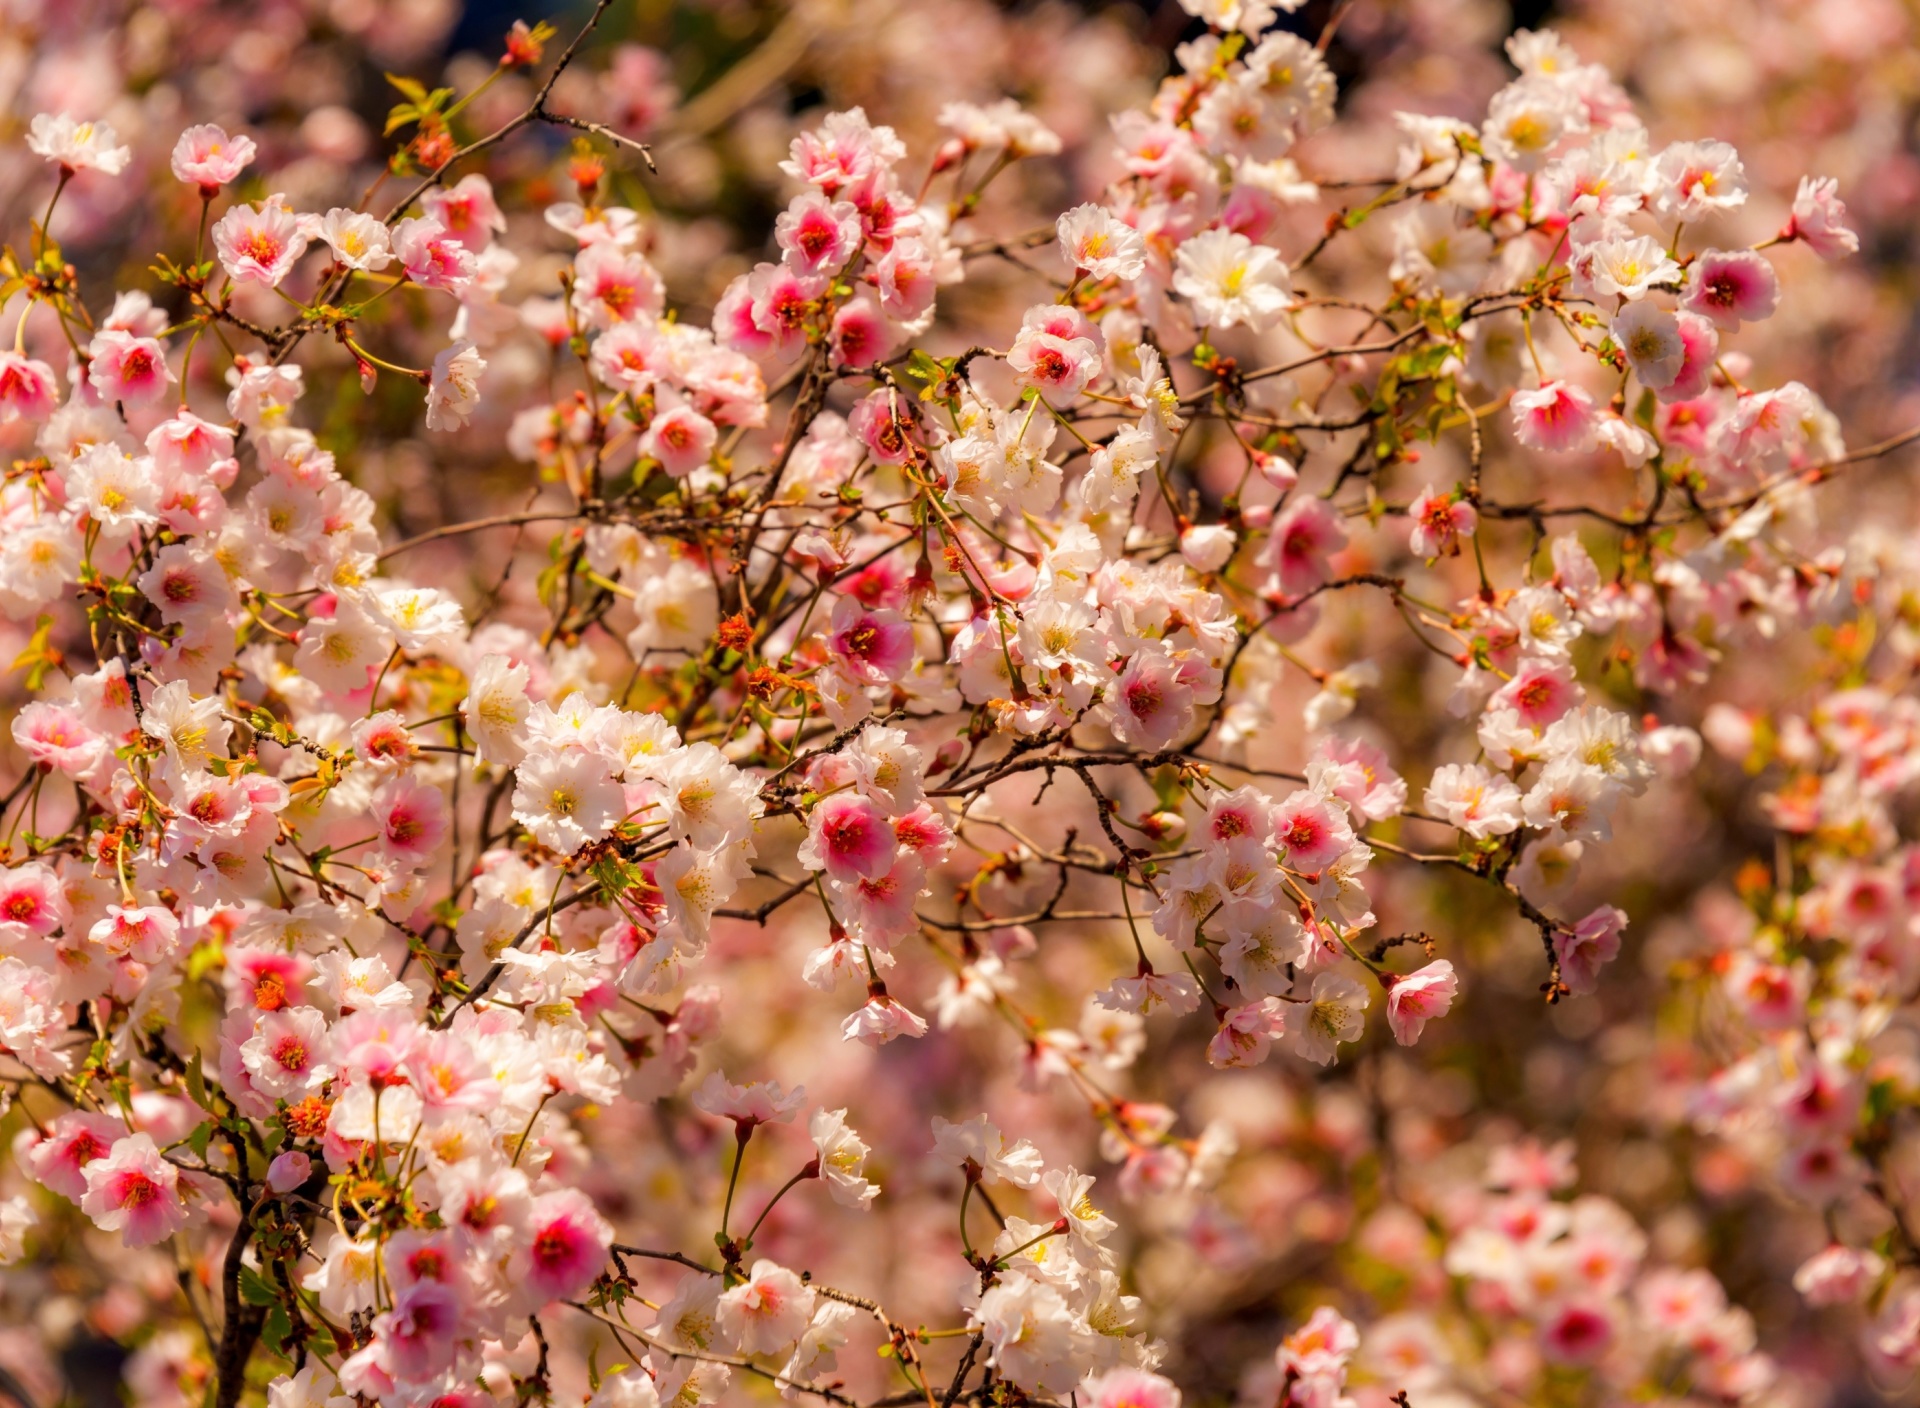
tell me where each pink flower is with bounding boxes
[1424,763,1523,839]
[1539,1300,1615,1366]
[86,329,175,407]
[24,1111,125,1201]
[1307,736,1406,822]
[80,1133,190,1247]
[692,1071,806,1132]
[829,295,895,369]
[212,195,308,286]
[1555,905,1625,994]
[0,861,69,937]
[870,237,937,320]
[775,191,863,276]
[571,243,665,327]
[1723,952,1806,1029]
[393,216,478,292]
[1784,176,1859,261]
[1081,1369,1181,1408]
[800,792,897,882]
[11,701,108,778]
[716,1260,816,1354]
[830,855,928,949]
[1510,380,1598,453]
[841,985,930,1045]
[0,353,58,423]
[1661,311,1720,403]
[517,1188,613,1307]
[170,124,256,193]
[378,1278,465,1382]
[1793,1244,1885,1307]
[1384,960,1458,1045]
[266,1151,312,1195]
[1682,249,1779,329]
[1008,307,1103,401]
[238,1007,334,1100]
[1206,998,1287,1068]
[421,174,506,249]
[828,597,915,683]
[1267,499,1346,597]
[846,388,923,465]
[1279,1307,1359,1378]
[748,263,830,356]
[26,114,130,175]
[1407,486,1477,557]
[1109,646,1197,751]
[781,109,903,196]
[641,402,718,478]
[88,904,180,963]
[1007,328,1101,401]
[406,1029,501,1113]
[1271,790,1356,873]
[372,776,451,867]
[1492,657,1580,727]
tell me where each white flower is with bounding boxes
[1653,139,1748,222]
[779,1302,858,1400]
[312,209,393,271]
[27,113,130,174]
[1480,78,1582,172]
[1056,204,1147,282]
[1178,0,1293,36]
[937,98,1061,157]
[1424,762,1524,839]
[373,584,465,652]
[511,749,626,853]
[1304,661,1380,733]
[1173,229,1294,331]
[1082,423,1157,515]
[587,1371,660,1408]
[809,1108,880,1210]
[293,596,396,696]
[462,654,531,767]
[973,1272,1081,1393]
[140,679,233,779]
[1289,972,1368,1066]
[1580,234,1679,300]
[65,445,158,539]
[426,343,485,431]
[0,1195,35,1264]
[1041,1165,1117,1246]
[627,559,720,656]
[715,1261,816,1356]
[1611,301,1685,391]
[930,1113,1044,1187]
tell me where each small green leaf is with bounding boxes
[239,1265,278,1307]
[384,72,431,103]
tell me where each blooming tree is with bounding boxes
[0,2,1916,1408]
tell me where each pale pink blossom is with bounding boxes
[170,124,256,192]
[1384,960,1459,1045]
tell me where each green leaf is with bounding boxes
[185,1050,210,1110]
[261,1305,293,1355]
[10,614,58,691]
[188,1121,214,1159]
[384,72,431,103]
[238,1264,278,1307]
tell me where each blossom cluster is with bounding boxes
[0,1,1910,1407]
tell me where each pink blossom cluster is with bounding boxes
[0,1,1911,1407]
